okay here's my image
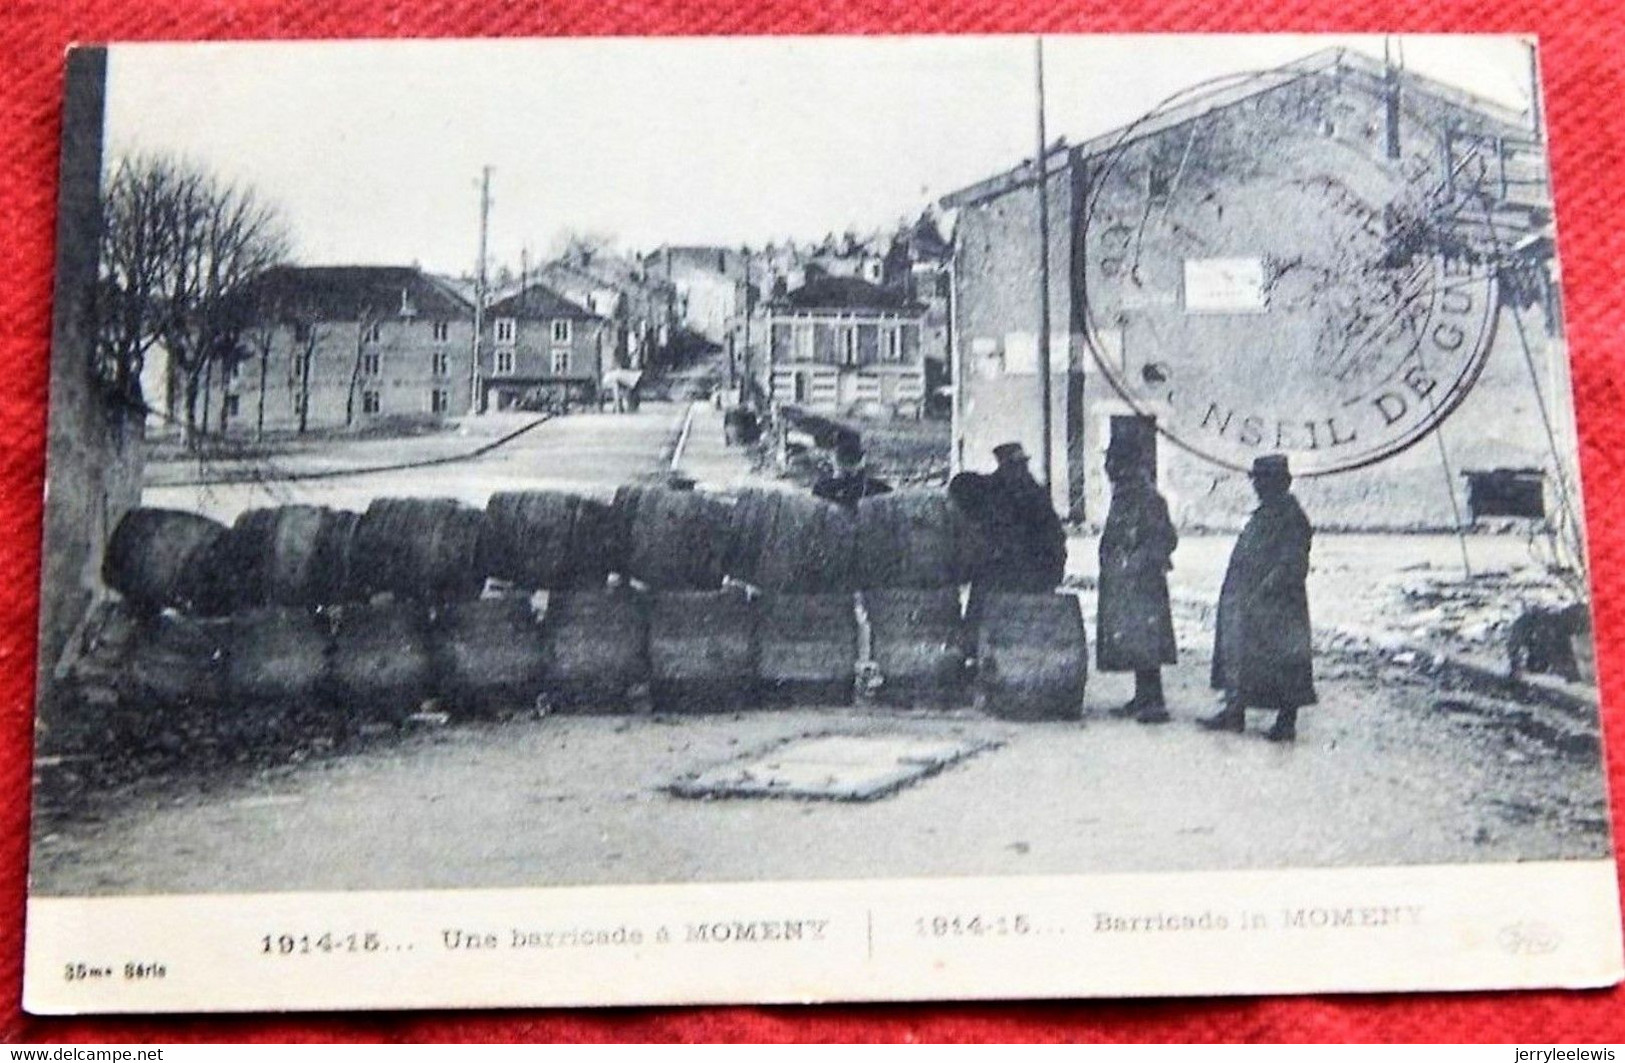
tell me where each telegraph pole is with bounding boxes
[469,165,492,414]
[1034,36,1055,491]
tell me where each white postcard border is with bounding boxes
[24,859,1624,1013]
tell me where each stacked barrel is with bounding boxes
[85,481,1087,747]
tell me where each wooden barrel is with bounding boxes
[351,498,488,603]
[117,612,226,746]
[103,508,232,615]
[855,491,967,590]
[757,593,858,705]
[327,600,435,723]
[225,607,331,705]
[432,597,549,716]
[974,592,1088,721]
[538,589,648,710]
[865,588,966,708]
[482,491,614,590]
[225,506,363,608]
[725,489,856,592]
[611,485,729,590]
[648,590,758,713]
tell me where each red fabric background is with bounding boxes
[2,0,1622,1044]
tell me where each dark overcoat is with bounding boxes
[1096,478,1178,671]
[948,469,1067,592]
[812,472,892,510]
[1210,492,1317,708]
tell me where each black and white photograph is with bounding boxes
[24,34,1622,1012]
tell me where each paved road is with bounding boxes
[143,403,690,523]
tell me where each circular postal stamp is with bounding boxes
[1080,67,1502,476]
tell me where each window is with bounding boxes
[495,318,516,344]
[223,394,240,418]
[841,326,858,366]
[551,349,570,375]
[794,324,815,362]
[432,351,450,376]
[432,320,450,342]
[881,326,902,363]
[363,321,382,342]
[361,351,381,376]
[551,319,572,345]
[227,360,244,384]
[362,390,381,414]
[293,322,313,343]
[431,389,450,414]
[496,350,515,375]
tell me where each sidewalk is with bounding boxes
[670,400,767,492]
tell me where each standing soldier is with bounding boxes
[949,442,1068,593]
[1098,439,1178,724]
[1201,453,1316,742]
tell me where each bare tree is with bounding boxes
[344,304,383,428]
[95,155,184,411]
[96,153,289,441]
[549,228,617,266]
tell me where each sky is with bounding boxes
[104,34,1538,276]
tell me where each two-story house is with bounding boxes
[535,256,679,373]
[481,282,609,411]
[763,276,927,418]
[211,265,475,436]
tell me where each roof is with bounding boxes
[646,245,749,279]
[249,265,473,320]
[540,256,676,299]
[941,46,1535,210]
[486,281,604,320]
[769,276,924,313]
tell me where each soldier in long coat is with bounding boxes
[1098,442,1178,724]
[949,443,1069,663]
[1201,453,1316,742]
[948,442,1067,593]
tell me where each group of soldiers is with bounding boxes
[814,436,1316,743]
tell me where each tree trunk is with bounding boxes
[200,356,214,435]
[257,342,268,440]
[345,320,365,428]
[297,337,313,435]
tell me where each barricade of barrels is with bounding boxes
[86,486,1088,747]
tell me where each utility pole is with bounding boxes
[1527,39,1544,142]
[1034,36,1055,492]
[469,165,492,414]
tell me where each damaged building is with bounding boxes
[941,47,1569,533]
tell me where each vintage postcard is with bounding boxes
[24,34,1621,1013]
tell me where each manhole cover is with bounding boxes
[669,732,998,802]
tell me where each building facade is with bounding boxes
[535,256,678,372]
[942,47,1560,527]
[641,245,748,345]
[196,265,476,436]
[481,282,609,410]
[763,276,927,417]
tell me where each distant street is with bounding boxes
[142,402,695,523]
